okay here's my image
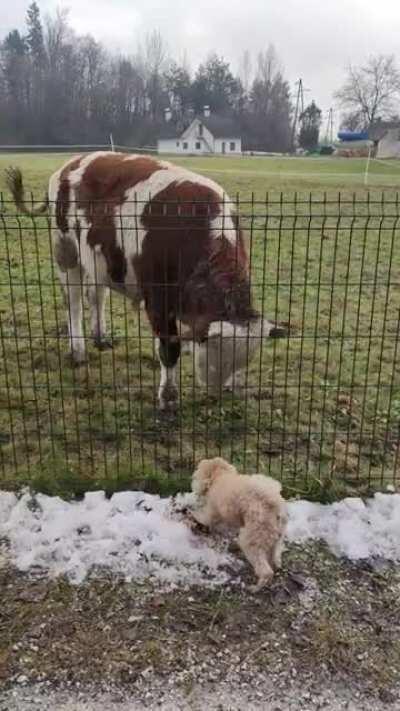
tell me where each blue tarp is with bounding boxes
[337,131,369,142]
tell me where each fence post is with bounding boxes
[364,145,371,186]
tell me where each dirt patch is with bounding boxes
[0,543,399,707]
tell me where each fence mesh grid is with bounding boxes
[0,192,399,495]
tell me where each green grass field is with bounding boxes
[0,152,399,499]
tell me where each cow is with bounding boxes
[5,152,285,410]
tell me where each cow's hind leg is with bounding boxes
[87,284,112,350]
[158,320,181,411]
[58,267,86,365]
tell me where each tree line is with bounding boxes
[5,3,394,150]
[0,3,301,150]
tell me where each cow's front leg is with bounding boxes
[87,284,113,350]
[58,267,86,365]
[158,332,180,411]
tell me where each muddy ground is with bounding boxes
[0,542,399,709]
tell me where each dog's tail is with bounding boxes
[248,475,285,515]
[247,475,287,531]
[5,167,49,217]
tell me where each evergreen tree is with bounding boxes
[192,54,242,115]
[26,2,45,64]
[299,101,322,150]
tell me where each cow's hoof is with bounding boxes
[66,352,87,368]
[93,335,114,351]
[269,326,287,338]
[158,384,179,412]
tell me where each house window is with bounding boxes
[195,141,201,149]
[183,142,188,150]
[230,141,236,151]
[198,123,203,137]
[176,141,180,147]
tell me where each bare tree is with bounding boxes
[45,7,71,72]
[144,30,167,75]
[141,30,168,121]
[238,50,252,94]
[335,55,400,129]
[245,45,292,152]
[256,44,281,84]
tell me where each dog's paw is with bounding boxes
[250,575,274,594]
[249,583,262,594]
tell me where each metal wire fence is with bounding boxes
[0,192,399,496]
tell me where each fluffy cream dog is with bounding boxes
[191,457,288,591]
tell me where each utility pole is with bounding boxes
[325,108,334,144]
[291,79,308,152]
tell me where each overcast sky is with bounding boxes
[2,0,400,131]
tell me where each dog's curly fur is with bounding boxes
[192,457,288,591]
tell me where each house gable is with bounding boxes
[157,111,242,154]
[181,118,214,151]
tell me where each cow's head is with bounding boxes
[181,235,258,339]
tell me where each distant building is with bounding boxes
[334,130,373,158]
[157,106,242,155]
[368,120,400,159]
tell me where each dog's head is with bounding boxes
[192,457,238,496]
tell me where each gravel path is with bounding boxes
[1,543,399,709]
[1,678,399,711]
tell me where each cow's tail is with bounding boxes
[5,167,49,217]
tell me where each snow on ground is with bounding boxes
[0,490,238,586]
[0,489,400,586]
[287,493,400,560]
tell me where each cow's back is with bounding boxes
[48,152,250,331]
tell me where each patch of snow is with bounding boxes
[0,490,18,521]
[287,493,400,561]
[0,489,400,585]
[0,489,238,586]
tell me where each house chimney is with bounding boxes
[203,105,210,118]
[164,107,172,122]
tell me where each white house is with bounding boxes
[368,121,400,159]
[157,106,242,155]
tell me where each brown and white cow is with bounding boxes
[6,152,284,409]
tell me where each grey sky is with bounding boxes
[2,0,400,131]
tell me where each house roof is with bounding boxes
[368,121,400,141]
[200,115,241,138]
[157,123,180,140]
[157,113,242,141]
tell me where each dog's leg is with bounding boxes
[238,528,274,592]
[272,539,284,570]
